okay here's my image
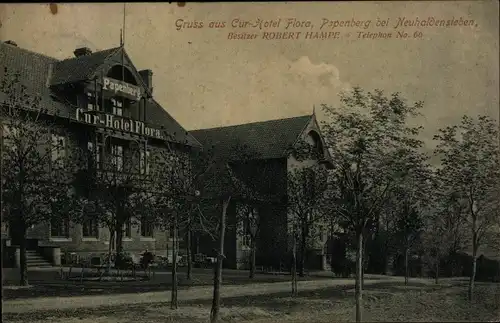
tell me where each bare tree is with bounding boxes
[195,144,268,323]
[156,143,219,282]
[151,143,206,309]
[73,136,158,273]
[232,157,279,279]
[433,115,500,301]
[391,149,431,285]
[322,88,425,322]
[1,68,77,286]
[421,178,467,283]
[235,202,261,278]
[151,138,263,313]
[291,220,299,297]
[206,163,263,323]
[287,163,329,278]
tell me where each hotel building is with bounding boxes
[0,40,201,266]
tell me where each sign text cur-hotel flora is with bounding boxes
[76,109,163,139]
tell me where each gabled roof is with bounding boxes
[190,115,313,160]
[0,41,67,113]
[0,41,200,148]
[50,47,121,86]
[147,99,201,147]
[197,162,270,202]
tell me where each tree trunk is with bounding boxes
[468,246,478,301]
[115,222,124,260]
[330,220,335,275]
[196,236,200,254]
[468,204,478,302]
[361,240,365,289]
[107,229,115,273]
[355,231,363,323]
[298,228,307,277]
[19,231,29,286]
[435,258,439,284]
[171,211,178,309]
[291,233,298,296]
[385,254,391,276]
[116,229,123,255]
[249,237,256,279]
[384,241,391,276]
[114,204,125,265]
[404,247,409,286]
[186,226,193,281]
[210,197,230,323]
[115,227,124,270]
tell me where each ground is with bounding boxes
[2,267,333,299]
[2,268,499,322]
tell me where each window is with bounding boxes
[307,131,325,159]
[87,141,102,169]
[140,149,150,175]
[240,206,258,247]
[111,144,123,171]
[303,168,316,199]
[82,219,99,238]
[169,222,176,239]
[241,220,251,247]
[318,226,324,241]
[124,219,132,238]
[51,134,66,169]
[305,168,315,185]
[141,216,154,237]
[86,92,98,111]
[50,217,70,238]
[111,98,123,116]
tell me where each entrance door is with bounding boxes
[8,224,21,246]
[8,223,38,249]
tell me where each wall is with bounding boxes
[2,113,186,263]
[203,115,333,271]
[224,201,238,269]
[286,115,331,270]
[35,221,170,261]
[190,158,289,270]
[189,199,245,270]
[233,158,289,269]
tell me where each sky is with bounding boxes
[0,2,498,149]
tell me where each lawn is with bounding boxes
[3,279,499,322]
[2,267,334,300]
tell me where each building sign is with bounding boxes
[76,108,162,139]
[102,77,142,101]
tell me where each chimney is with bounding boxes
[4,40,18,47]
[73,47,93,57]
[139,69,153,94]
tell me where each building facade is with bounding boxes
[191,114,334,270]
[1,40,334,271]
[1,40,201,265]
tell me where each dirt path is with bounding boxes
[3,276,406,314]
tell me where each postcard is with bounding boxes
[1,2,499,323]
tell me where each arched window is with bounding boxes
[106,65,138,85]
[307,131,325,159]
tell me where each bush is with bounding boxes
[155,256,169,269]
[476,255,500,282]
[420,251,500,282]
[114,252,133,269]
